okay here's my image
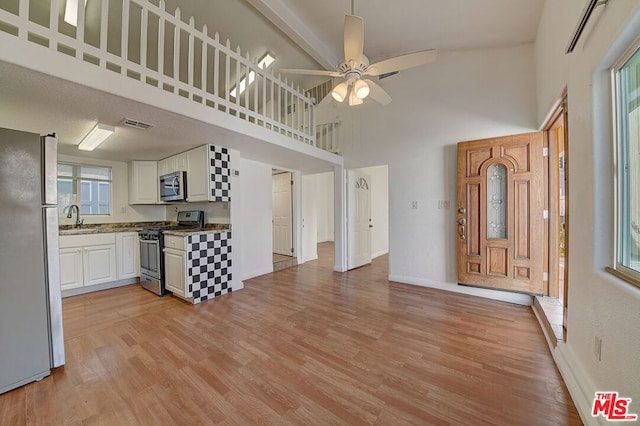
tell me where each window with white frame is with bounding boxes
[58,163,112,216]
[614,43,640,281]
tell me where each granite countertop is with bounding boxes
[163,224,231,237]
[59,222,230,236]
[58,221,170,236]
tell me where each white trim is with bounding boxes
[241,267,274,281]
[61,277,138,298]
[553,344,600,426]
[372,249,388,259]
[388,274,533,306]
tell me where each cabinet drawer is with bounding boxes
[60,233,116,248]
[164,235,185,250]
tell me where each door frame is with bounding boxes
[542,91,570,332]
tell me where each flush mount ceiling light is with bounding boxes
[78,123,115,151]
[230,52,275,98]
[64,0,87,27]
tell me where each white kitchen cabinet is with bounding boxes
[116,232,140,279]
[83,244,117,286]
[186,145,209,202]
[164,247,186,297]
[59,248,83,291]
[128,161,158,204]
[159,152,188,176]
[59,233,127,293]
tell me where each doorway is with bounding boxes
[536,95,569,344]
[272,170,296,271]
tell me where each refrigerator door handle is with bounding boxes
[42,135,57,206]
[43,206,65,367]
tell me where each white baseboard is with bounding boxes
[553,344,600,425]
[372,249,388,259]
[301,254,318,263]
[62,278,138,298]
[387,274,532,306]
[232,280,244,291]
[241,265,274,281]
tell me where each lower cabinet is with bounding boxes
[164,246,186,297]
[83,244,117,286]
[59,232,139,293]
[59,248,83,291]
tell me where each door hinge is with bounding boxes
[291,248,294,253]
[543,147,549,157]
[291,180,294,186]
[543,210,549,219]
[543,272,549,281]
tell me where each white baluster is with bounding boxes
[224,39,230,103]
[76,0,86,58]
[235,45,241,108]
[50,0,59,46]
[158,0,165,76]
[188,16,195,92]
[121,0,130,69]
[173,7,181,87]
[213,32,220,98]
[99,0,109,67]
[201,24,208,93]
[140,7,148,77]
[18,0,27,39]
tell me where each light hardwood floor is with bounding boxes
[0,243,582,425]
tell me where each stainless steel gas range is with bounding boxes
[138,210,204,296]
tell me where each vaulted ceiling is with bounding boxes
[0,0,546,166]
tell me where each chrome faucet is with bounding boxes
[64,204,84,228]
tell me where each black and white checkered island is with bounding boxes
[164,229,232,304]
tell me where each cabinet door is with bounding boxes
[83,244,117,286]
[186,145,208,202]
[129,161,158,204]
[116,232,140,279]
[164,248,186,297]
[158,158,171,176]
[59,248,83,290]
[174,152,187,172]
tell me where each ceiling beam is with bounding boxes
[245,0,340,70]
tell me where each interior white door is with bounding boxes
[272,172,293,256]
[347,170,372,270]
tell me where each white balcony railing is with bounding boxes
[0,0,317,146]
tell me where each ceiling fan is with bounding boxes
[279,14,437,107]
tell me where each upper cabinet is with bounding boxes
[186,145,232,202]
[158,152,187,177]
[128,161,158,204]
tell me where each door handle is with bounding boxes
[458,225,466,241]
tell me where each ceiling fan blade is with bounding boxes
[344,15,364,69]
[364,49,437,77]
[363,79,392,105]
[279,68,343,77]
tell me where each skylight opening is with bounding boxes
[230,53,275,98]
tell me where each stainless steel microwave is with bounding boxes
[159,171,187,202]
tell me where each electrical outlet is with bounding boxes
[411,201,418,210]
[594,336,602,361]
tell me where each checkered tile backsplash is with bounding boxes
[209,145,231,202]
[186,231,232,304]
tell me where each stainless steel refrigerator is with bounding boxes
[0,128,65,395]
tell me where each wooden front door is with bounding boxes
[457,132,545,294]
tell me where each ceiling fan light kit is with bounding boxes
[280,11,437,107]
[331,82,349,102]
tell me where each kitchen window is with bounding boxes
[612,42,640,285]
[58,163,112,215]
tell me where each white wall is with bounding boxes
[57,154,165,226]
[314,172,334,242]
[356,165,389,259]
[535,1,640,423]
[338,44,538,304]
[237,157,273,280]
[164,202,230,224]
